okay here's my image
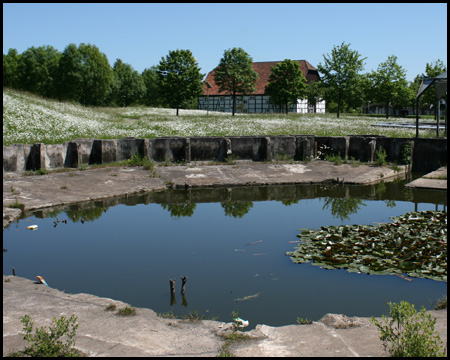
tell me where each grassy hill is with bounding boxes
[3,88,426,146]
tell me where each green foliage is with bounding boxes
[108,59,145,107]
[3,48,22,88]
[297,317,313,325]
[117,306,137,316]
[401,142,412,165]
[317,42,366,118]
[14,314,81,357]
[371,301,446,357]
[375,147,387,166]
[18,45,61,99]
[157,49,204,116]
[57,43,113,106]
[35,168,50,175]
[141,66,165,107]
[264,59,307,114]
[368,55,412,119]
[287,211,447,281]
[214,47,259,116]
[9,197,24,210]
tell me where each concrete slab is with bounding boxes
[406,166,447,190]
[3,275,446,357]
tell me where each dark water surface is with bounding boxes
[3,178,447,329]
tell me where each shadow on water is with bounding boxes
[4,174,447,329]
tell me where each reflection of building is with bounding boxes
[199,60,325,114]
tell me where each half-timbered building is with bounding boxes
[198,60,325,114]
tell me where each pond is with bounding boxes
[3,176,447,330]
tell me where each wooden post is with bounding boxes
[169,279,176,305]
[169,279,176,294]
[181,276,187,294]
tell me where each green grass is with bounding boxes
[3,88,442,146]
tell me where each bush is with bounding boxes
[12,314,81,357]
[375,147,387,166]
[371,301,446,357]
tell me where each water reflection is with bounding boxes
[322,197,366,221]
[22,178,447,223]
[221,201,254,218]
[5,178,447,329]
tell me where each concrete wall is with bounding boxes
[3,135,446,173]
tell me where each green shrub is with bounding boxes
[371,301,446,357]
[375,147,387,166]
[117,306,136,316]
[12,314,81,357]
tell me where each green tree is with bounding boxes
[369,55,410,119]
[56,43,84,102]
[141,66,165,107]
[57,43,113,106]
[264,59,307,114]
[157,49,204,116]
[17,45,61,98]
[3,48,22,89]
[214,47,259,116]
[109,59,145,106]
[317,42,366,118]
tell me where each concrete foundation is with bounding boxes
[3,135,447,173]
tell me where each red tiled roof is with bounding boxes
[202,60,319,96]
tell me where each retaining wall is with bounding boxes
[3,135,447,173]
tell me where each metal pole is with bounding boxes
[436,99,440,137]
[416,98,419,138]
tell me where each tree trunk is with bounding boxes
[232,93,236,116]
[385,99,389,120]
[337,92,341,118]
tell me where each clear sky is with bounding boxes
[3,3,447,82]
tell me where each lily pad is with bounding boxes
[286,210,447,281]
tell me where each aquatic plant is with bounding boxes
[286,211,447,281]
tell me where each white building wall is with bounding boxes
[198,95,326,114]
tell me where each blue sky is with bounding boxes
[3,3,447,82]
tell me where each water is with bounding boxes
[3,178,447,329]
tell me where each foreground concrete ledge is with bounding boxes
[406,166,447,190]
[3,275,446,357]
[3,161,408,229]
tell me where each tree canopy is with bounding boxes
[156,49,204,116]
[264,59,307,114]
[214,47,259,116]
[368,55,411,119]
[57,43,113,106]
[109,59,145,107]
[317,42,366,118]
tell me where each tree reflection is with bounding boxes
[161,203,197,218]
[322,197,366,221]
[221,201,253,218]
[67,207,106,222]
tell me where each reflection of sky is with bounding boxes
[3,195,446,330]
